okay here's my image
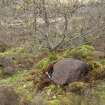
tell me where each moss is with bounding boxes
[0,47,34,70]
[32,94,47,105]
[63,45,95,59]
[44,85,64,97]
[36,58,50,70]
[36,52,58,71]
[57,93,83,105]
[88,61,105,79]
[14,53,34,69]
[36,45,95,71]
[0,47,26,57]
[68,82,88,94]
[100,60,105,65]
[0,70,34,101]
[48,52,58,61]
[47,99,60,105]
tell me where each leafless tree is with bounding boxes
[0,0,105,52]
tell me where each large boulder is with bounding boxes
[0,86,20,105]
[50,59,89,85]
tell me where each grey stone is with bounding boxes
[3,66,16,75]
[51,58,89,85]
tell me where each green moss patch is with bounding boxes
[63,45,95,59]
[36,52,58,71]
[0,70,34,101]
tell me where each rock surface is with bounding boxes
[50,58,89,85]
[0,86,20,105]
[0,57,16,75]
[3,66,16,75]
[0,57,14,67]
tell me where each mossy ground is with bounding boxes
[0,45,105,105]
[0,70,34,102]
[33,45,105,105]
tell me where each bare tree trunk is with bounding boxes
[42,0,52,50]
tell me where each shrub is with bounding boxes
[0,47,26,57]
[32,93,47,105]
[88,61,105,79]
[44,85,64,97]
[47,99,60,105]
[63,45,95,59]
[48,52,58,61]
[68,82,88,94]
[0,47,34,70]
[36,58,50,70]
[100,60,105,65]
[36,52,58,70]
